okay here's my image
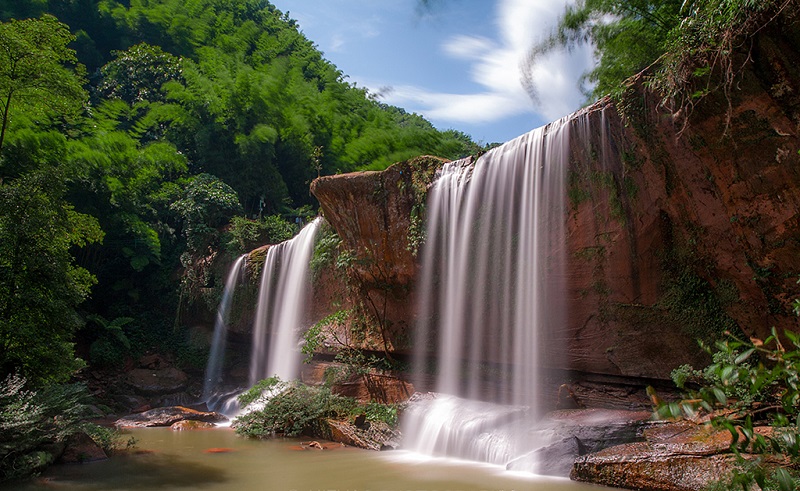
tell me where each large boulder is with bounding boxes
[506,409,654,476]
[570,420,776,491]
[58,432,108,464]
[126,367,189,396]
[315,418,401,451]
[115,406,228,428]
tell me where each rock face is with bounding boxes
[310,156,445,352]
[506,409,655,477]
[126,367,189,396]
[58,432,108,464]
[558,18,800,377]
[571,421,752,491]
[115,406,227,428]
[309,16,800,384]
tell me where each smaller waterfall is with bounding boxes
[249,218,322,384]
[203,254,246,404]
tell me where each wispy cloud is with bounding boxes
[381,0,594,128]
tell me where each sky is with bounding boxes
[270,0,596,145]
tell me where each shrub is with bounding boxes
[657,328,800,490]
[234,378,357,438]
[0,375,116,482]
[233,378,400,438]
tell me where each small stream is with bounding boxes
[4,427,610,490]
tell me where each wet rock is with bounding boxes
[126,367,188,396]
[506,408,654,476]
[571,442,738,491]
[571,421,747,490]
[59,432,108,464]
[139,354,170,370]
[316,419,401,451]
[171,420,216,431]
[332,373,414,404]
[115,406,227,428]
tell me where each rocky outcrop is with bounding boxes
[570,421,766,491]
[310,156,445,353]
[554,13,800,378]
[58,432,108,464]
[506,409,655,477]
[115,406,227,428]
[309,15,800,385]
[171,420,216,431]
[315,418,401,451]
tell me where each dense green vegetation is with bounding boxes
[0,0,481,385]
[234,377,399,439]
[0,374,124,481]
[0,1,480,480]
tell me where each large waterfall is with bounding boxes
[249,217,322,384]
[404,114,574,465]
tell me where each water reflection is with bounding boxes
[4,428,609,491]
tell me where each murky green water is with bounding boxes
[4,428,610,491]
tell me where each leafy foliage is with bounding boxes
[0,14,86,152]
[526,0,798,107]
[0,171,103,386]
[224,215,295,256]
[657,328,800,490]
[86,315,133,368]
[0,374,109,482]
[235,378,357,438]
[234,377,400,439]
[96,42,183,104]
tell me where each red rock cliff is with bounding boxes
[310,19,800,381]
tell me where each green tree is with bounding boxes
[0,15,85,155]
[96,42,184,104]
[0,170,103,386]
[525,0,794,103]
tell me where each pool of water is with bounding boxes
[4,427,611,491]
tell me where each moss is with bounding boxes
[396,156,447,257]
[567,169,592,209]
[657,223,744,342]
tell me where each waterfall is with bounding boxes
[202,254,246,403]
[249,217,322,384]
[405,113,574,465]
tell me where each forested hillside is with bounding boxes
[0,0,482,388]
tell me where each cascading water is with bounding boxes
[203,254,246,407]
[404,113,575,466]
[249,217,322,384]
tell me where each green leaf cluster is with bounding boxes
[234,378,357,438]
[0,374,120,483]
[658,328,800,490]
[527,0,796,106]
[234,377,400,439]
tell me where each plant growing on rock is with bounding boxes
[656,328,800,490]
[233,377,399,439]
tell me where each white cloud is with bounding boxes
[442,35,495,60]
[380,0,594,128]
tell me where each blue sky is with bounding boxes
[270,0,595,145]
